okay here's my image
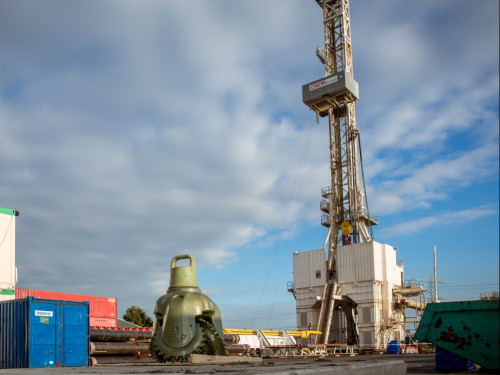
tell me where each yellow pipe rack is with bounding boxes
[223,328,321,339]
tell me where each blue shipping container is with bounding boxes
[0,297,89,368]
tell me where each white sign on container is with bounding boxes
[35,310,53,317]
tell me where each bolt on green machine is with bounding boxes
[150,255,226,362]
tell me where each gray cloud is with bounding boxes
[379,204,499,237]
[1,0,498,317]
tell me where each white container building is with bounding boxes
[292,241,407,350]
[0,207,18,301]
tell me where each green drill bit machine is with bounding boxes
[150,254,226,362]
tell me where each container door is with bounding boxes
[29,301,60,368]
[62,303,89,366]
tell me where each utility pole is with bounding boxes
[433,245,439,303]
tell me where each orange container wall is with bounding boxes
[15,288,118,328]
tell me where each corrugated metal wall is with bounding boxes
[293,249,326,289]
[0,297,89,368]
[0,298,29,368]
[337,242,380,283]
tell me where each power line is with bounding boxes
[442,284,498,289]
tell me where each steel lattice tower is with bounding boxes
[302,0,378,344]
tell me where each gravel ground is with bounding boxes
[0,353,493,375]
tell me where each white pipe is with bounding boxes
[322,227,332,251]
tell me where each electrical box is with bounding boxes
[302,72,359,117]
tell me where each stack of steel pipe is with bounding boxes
[223,334,252,355]
[90,328,154,365]
[91,328,152,342]
[90,329,252,365]
[223,334,240,344]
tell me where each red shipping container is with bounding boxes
[90,317,118,328]
[15,288,118,323]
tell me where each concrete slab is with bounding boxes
[0,358,406,375]
[2,353,485,374]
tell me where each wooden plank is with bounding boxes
[188,354,262,365]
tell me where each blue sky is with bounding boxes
[1,0,498,330]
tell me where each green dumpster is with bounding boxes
[415,300,499,370]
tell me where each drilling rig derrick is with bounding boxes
[302,0,376,345]
[292,1,418,351]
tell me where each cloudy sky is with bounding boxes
[1,0,498,329]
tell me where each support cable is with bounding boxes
[251,118,316,329]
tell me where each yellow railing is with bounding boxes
[223,328,321,339]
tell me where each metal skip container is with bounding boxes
[0,297,90,368]
[415,300,500,370]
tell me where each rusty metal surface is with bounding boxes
[415,300,499,370]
